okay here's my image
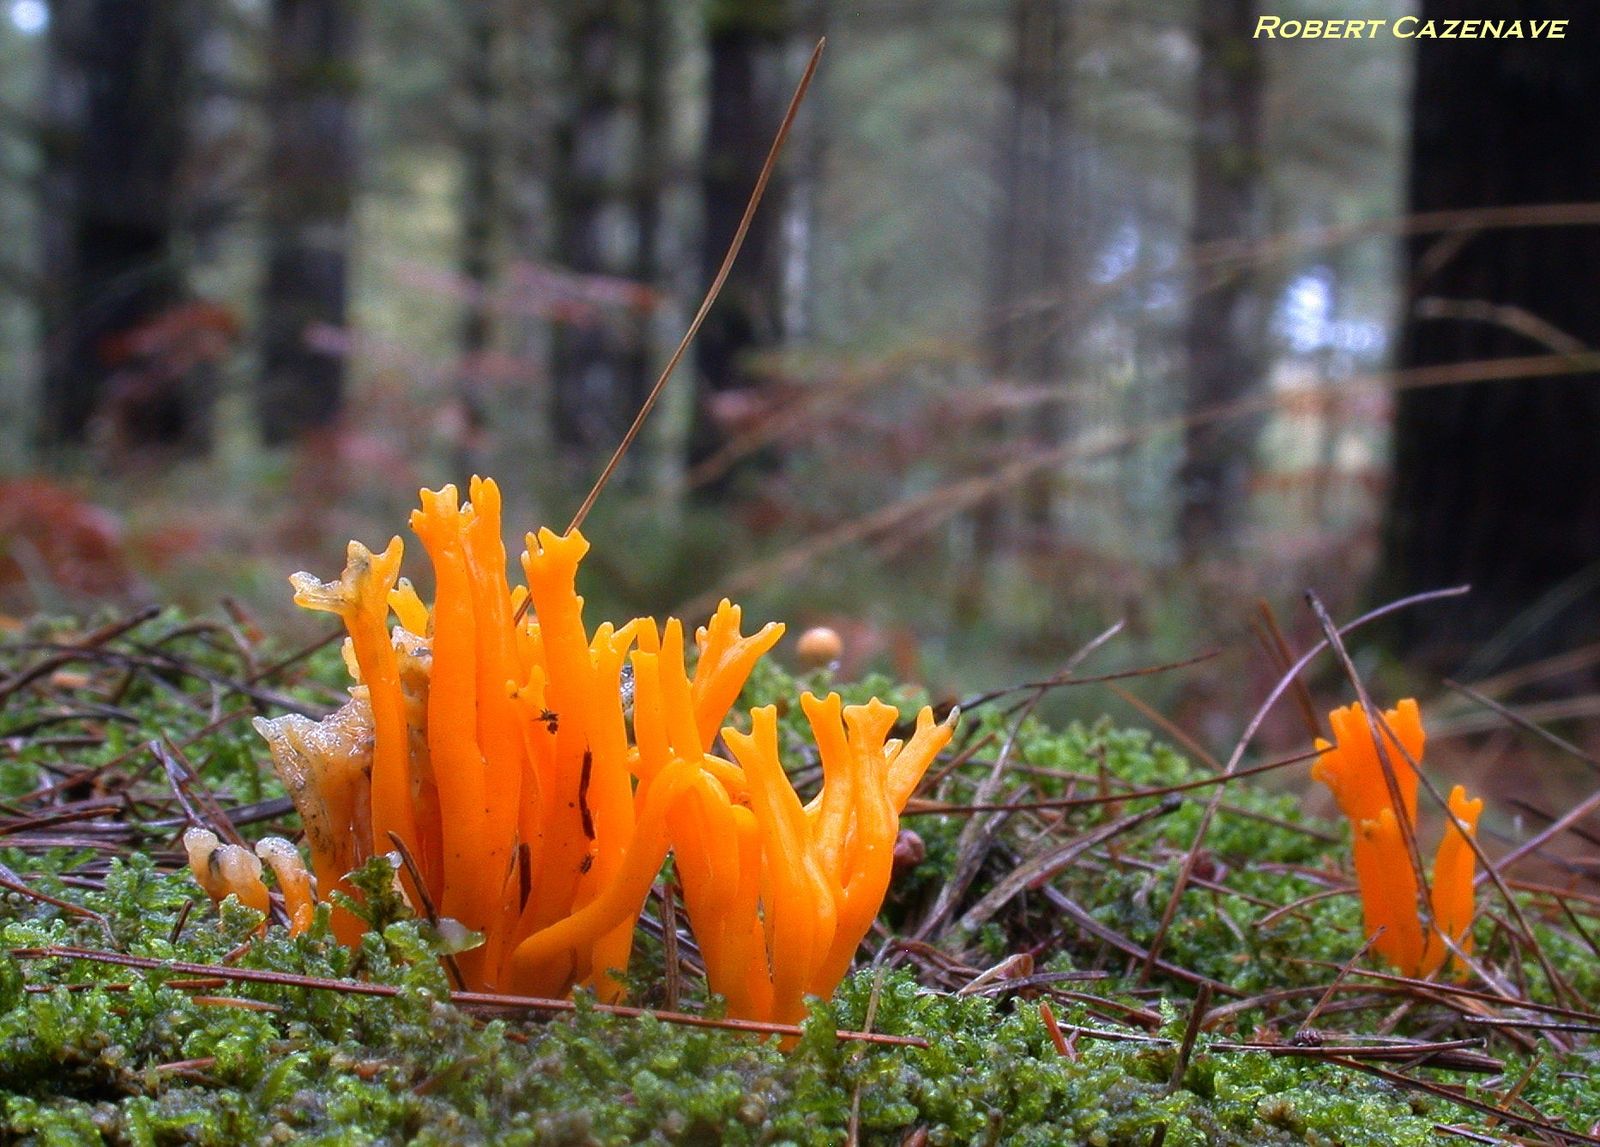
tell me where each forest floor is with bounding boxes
[2,607,1599,1144]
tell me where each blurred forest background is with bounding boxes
[1,0,1598,758]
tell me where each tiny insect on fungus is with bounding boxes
[212,476,956,1025]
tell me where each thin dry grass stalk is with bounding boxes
[564,38,827,537]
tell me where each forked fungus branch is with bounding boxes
[1312,699,1482,979]
[229,477,954,1022]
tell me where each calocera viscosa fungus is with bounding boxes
[239,477,957,1018]
[1312,699,1482,979]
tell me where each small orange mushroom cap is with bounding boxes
[796,626,843,670]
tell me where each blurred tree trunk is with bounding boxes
[1381,0,1600,675]
[615,0,706,514]
[257,0,362,446]
[624,0,668,483]
[1176,0,1266,561]
[38,0,203,455]
[688,0,806,497]
[955,0,1072,626]
[777,1,825,345]
[455,1,506,474]
[549,1,648,475]
[502,0,557,475]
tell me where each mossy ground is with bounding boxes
[2,611,1597,1144]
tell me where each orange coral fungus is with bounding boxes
[509,687,955,1024]
[1312,700,1482,978]
[183,828,270,918]
[243,476,951,1018]
[184,828,317,936]
[255,837,316,937]
[707,695,955,1025]
[252,695,375,944]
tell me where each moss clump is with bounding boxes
[0,883,1448,1146]
[3,614,1599,1142]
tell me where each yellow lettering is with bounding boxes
[1530,19,1551,36]
[1505,20,1524,36]
[1367,20,1389,37]
[1303,19,1323,37]
[1324,19,1344,37]
[1550,19,1569,37]
[1415,19,1438,38]
[1481,20,1503,37]
[1254,15,1282,37]
[1394,15,1418,37]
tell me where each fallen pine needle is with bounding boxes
[10,945,929,1049]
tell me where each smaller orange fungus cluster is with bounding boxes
[183,828,315,936]
[1312,699,1483,979]
[235,478,955,1020]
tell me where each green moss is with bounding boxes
[3,621,1599,1142]
[2,853,1593,1144]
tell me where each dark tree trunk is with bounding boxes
[1177,0,1266,560]
[455,2,504,472]
[549,1,648,471]
[954,0,1072,625]
[38,0,203,455]
[1381,0,1600,675]
[990,0,1072,525]
[626,0,670,460]
[502,0,558,468]
[777,0,825,344]
[688,0,796,496]
[257,0,361,447]
[632,0,706,505]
